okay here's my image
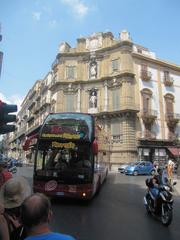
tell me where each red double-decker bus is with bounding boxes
[33,113,108,199]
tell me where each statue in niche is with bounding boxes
[89,61,97,79]
[89,90,97,108]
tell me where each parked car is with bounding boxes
[124,161,155,176]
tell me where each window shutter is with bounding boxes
[111,122,120,135]
[112,59,119,71]
[141,64,147,71]
[112,89,120,110]
[66,66,75,79]
[142,94,149,112]
[66,95,75,112]
[166,99,173,114]
[164,71,169,81]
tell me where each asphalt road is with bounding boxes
[17,167,180,240]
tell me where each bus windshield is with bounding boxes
[40,113,94,142]
[35,141,93,172]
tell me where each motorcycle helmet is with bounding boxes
[157,168,163,175]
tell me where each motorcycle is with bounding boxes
[144,178,176,226]
[8,166,17,174]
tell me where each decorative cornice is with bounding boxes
[133,52,180,72]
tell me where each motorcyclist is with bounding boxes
[149,168,167,209]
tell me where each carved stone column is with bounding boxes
[77,87,81,112]
[104,80,108,111]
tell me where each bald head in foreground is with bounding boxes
[21,193,76,240]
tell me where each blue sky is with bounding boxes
[0,0,180,108]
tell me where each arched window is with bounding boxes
[164,93,174,116]
[141,88,152,113]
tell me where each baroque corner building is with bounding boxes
[4,30,180,170]
[49,31,138,169]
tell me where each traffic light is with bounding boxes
[0,100,17,134]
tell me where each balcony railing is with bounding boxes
[111,134,123,143]
[140,70,152,81]
[165,113,180,127]
[141,109,158,124]
[99,97,139,113]
[164,76,174,86]
[49,76,59,89]
[28,89,36,100]
[27,114,35,123]
[145,132,156,140]
[27,101,35,110]
[33,104,40,114]
[39,98,51,109]
[40,83,48,94]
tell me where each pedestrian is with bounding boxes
[153,161,159,175]
[0,159,12,189]
[167,159,175,184]
[0,176,31,240]
[21,193,76,240]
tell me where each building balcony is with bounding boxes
[39,98,51,110]
[28,89,36,100]
[165,113,180,127]
[27,101,35,110]
[140,70,152,81]
[16,125,27,138]
[137,131,156,140]
[40,83,48,94]
[51,58,59,70]
[26,123,40,136]
[33,104,40,114]
[99,97,139,113]
[49,76,59,89]
[79,101,139,116]
[144,132,156,140]
[27,114,35,123]
[141,109,158,124]
[111,134,123,143]
[164,76,174,86]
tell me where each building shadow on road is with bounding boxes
[49,173,180,240]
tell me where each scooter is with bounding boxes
[8,166,17,174]
[144,178,176,226]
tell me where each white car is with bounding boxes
[118,164,129,173]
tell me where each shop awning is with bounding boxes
[23,133,38,151]
[167,147,180,157]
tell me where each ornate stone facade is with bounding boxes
[3,30,180,169]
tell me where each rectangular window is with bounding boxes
[164,71,169,81]
[141,63,148,72]
[66,66,76,79]
[166,99,173,114]
[66,95,75,112]
[111,121,122,143]
[112,89,120,110]
[111,122,120,136]
[142,94,150,113]
[111,59,119,72]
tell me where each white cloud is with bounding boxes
[49,19,58,28]
[0,93,23,113]
[61,0,89,18]
[32,11,42,21]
